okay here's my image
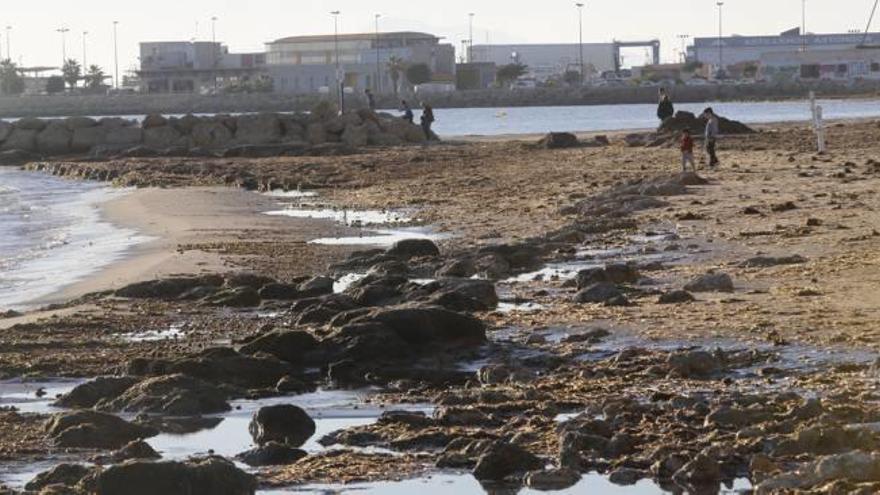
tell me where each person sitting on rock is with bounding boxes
[420,103,435,140]
[401,100,414,124]
[657,88,675,122]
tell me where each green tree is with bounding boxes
[405,63,432,86]
[496,63,528,87]
[61,59,82,90]
[46,76,65,94]
[84,65,107,90]
[0,59,24,95]
[386,56,405,95]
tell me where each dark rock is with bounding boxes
[89,457,256,495]
[658,290,696,304]
[537,132,579,149]
[739,255,808,268]
[573,282,622,303]
[238,330,318,365]
[45,410,158,449]
[322,322,411,363]
[659,110,754,135]
[115,275,224,300]
[97,374,230,415]
[524,468,582,491]
[201,286,261,307]
[473,441,543,481]
[684,272,734,293]
[258,283,302,300]
[298,276,335,297]
[609,467,649,485]
[224,273,277,290]
[295,294,361,326]
[405,278,499,311]
[667,350,720,378]
[349,305,486,349]
[435,257,476,278]
[54,376,139,409]
[386,239,440,259]
[249,404,316,447]
[672,451,723,488]
[236,442,307,467]
[576,264,640,289]
[91,440,162,465]
[0,149,39,165]
[25,464,92,492]
[165,348,293,389]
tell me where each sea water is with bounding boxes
[0,169,150,311]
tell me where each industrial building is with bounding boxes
[265,31,455,94]
[138,41,266,93]
[689,30,880,79]
[469,41,660,81]
[760,48,880,81]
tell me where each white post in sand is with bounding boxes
[815,105,826,153]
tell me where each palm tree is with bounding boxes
[61,59,82,90]
[84,65,107,89]
[386,56,405,96]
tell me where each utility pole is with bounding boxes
[211,16,218,91]
[375,14,381,93]
[677,34,690,63]
[4,26,9,61]
[716,2,724,79]
[57,27,70,68]
[331,11,342,112]
[113,21,119,89]
[468,13,475,63]
[802,0,807,51]
[82,31,88,69]
[576,3,585,83]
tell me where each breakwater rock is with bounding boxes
[0,106,429,164]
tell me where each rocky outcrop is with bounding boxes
[96,374,230,416]
[0,106,431,161]
[86,457,256,495]
[249,404,316,447]
[44,410,158,449]
[659,110,755,135]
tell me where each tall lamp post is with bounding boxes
[57,28,70,68]
[801,0,807,51]
[113,21,119,89]
[576,3,585,83]
[716,2,724,79]
[375,13,381,93]
[468,13,475,63]
[211,16,218,91]
[82,31,88,69]
[677,34,690,63]
[331,11,342,112]
[5,26,10,61]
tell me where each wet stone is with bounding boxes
[249,404,316,447]
[236,442,308,467]
[683,272,735,293]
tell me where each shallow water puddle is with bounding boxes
[496,301,545,313]
[310,227,449,247]
[150,389,434,460]
[265,207,412,227]
[114,323,185,343]
[0,379,82,413]
[263,189,319,199]
[262,472,751,495]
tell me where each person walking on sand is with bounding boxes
[401,100,414,124]
[657,88,675,122]
[680,129,696,172]
[702,107,720,169]
[420,103,435,139]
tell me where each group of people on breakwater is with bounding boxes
[657,88,721,172]
[363,89,436,139]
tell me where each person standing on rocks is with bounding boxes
[365,89,376,111]
[401,100,414,124]
[702,107,720,169]
[420,103,435,140]
[657,88,675,122]
[680,129,696,172]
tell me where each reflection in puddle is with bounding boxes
[311,227,449,247]
[265,208,412,227]
[115,324,184,343]
[264,190,319,199]
[0,379,82,414]
[497,302,545,313]
[262,472,751,495]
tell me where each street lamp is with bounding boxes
[330,11,342,111]
[5,26,10,61]
[82,31,88,68]
[801,0,807,52]
[468,13,475,63]
[56,27,70,67]
[677,34,690,63]
[375,14,381,93]
[211,16,218,90]
[113,21,119,89]
[716,2,724,79]
[576,3,585,83]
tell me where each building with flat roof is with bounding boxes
[689,30,880,74]
[138,41,266,93]
[760,47,880,81]
[265,31,455,94]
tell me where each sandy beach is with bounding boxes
[4,116,880,494]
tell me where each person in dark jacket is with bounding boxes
[657,88,674,122]
[365,89,376,110]
[420,103,435,139]
[401,100,414,124]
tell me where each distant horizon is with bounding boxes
[3,0,878,75]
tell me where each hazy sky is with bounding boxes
[3,1,877,74]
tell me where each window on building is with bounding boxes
[872,62,880,72]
